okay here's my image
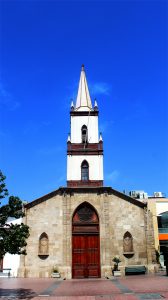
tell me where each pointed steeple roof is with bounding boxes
[75,65,92,111]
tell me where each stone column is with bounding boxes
[145,208,157,273]
[101,192,111,277]
[62,192,72,278]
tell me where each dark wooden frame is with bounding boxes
[81,160,89,181]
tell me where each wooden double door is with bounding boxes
[72,202,100,279]
[72,234,100,278]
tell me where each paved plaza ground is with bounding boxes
[0,273,168,300]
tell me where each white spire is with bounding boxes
[71,100,74,110]
[99,133,103,141]
[94,99,98,108]
[67,134,71,142]
[75,65,92,111]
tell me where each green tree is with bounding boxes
[0,170,29,258]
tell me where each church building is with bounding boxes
[18,66,157,278]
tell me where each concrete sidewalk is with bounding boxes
[0,274,168,300]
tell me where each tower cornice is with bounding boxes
[70,110,99,117]
[67,142,103,156]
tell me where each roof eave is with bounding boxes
[25,186,146,209]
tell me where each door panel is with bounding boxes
[72,235,86,278]
[87,235,100,278]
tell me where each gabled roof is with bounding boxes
[75,65,92,111]
[25,187,146,209]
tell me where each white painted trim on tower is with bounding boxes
[67,155,103,181]
[71,115,98,143]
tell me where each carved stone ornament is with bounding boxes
[123,232,134,256]
[38,233,49,257]
[77,205,94,222]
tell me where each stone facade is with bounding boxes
[18,187,156,278]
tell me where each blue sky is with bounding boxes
[0,0,167,202]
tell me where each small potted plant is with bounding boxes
[51,265,60,278]
[112,256,121,276]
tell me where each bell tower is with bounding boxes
[67,65,104,187]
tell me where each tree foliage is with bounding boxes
[0,170,29,258]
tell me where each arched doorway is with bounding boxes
[72,202,100,278]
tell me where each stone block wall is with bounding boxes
[18,194,64,278]
[18,189,156,278]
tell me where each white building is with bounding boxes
[2,218,22,277]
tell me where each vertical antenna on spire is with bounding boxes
[81,64,84,71]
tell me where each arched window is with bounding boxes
[81,125,88,143]
[72,202,99,224]
[38,232,49,255]
[123,231,133,253]
[81,160,89,181]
